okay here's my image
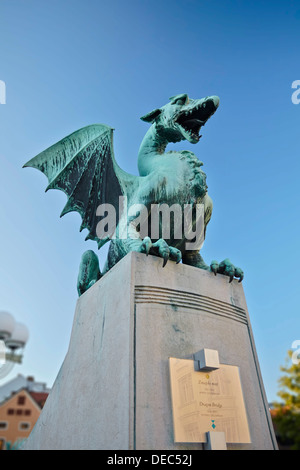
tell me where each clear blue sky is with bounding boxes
[0,0,299,403]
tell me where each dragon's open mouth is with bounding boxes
[176,99,217,143]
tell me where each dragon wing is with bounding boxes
[23,124,138,248]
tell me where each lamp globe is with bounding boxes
[6,322,29,351]
[0,311,16,341]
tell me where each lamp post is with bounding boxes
[0,311,29,379]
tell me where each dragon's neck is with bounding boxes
[138,125,168,176]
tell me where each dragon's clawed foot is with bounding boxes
[210,258,244,283]
[140,237,182,267]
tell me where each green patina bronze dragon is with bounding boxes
[24,93,244,296]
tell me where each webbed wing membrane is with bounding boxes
[23,124,136,248]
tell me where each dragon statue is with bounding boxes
[24,93,244,296]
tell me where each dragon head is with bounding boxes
[140,93,219,144]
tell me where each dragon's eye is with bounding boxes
[170,94,189,106]
[174,98,186,105]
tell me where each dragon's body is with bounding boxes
[24,93,243,296]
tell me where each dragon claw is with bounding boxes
[141,236,152,256]
[162,253,169,268]
[210,260,219,275]
[234,267,244,283]
[152,239,170,267]
[169,246,182,265]
[210,258,244,283]
[141,238,181,267]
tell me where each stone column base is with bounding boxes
[23,252,277,450]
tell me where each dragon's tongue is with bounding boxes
[184,119,203,124]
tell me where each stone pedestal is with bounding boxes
[23,252,277,450]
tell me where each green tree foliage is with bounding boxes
[273,350,300,449]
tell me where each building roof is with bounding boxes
[29,391,49,409]
[0,387,48,412]
[0,374,50,403]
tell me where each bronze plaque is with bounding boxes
[169,358,251,443]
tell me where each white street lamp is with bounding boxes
[0,311,16,342]
[0,313,29,378]
[6,322,29,351]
